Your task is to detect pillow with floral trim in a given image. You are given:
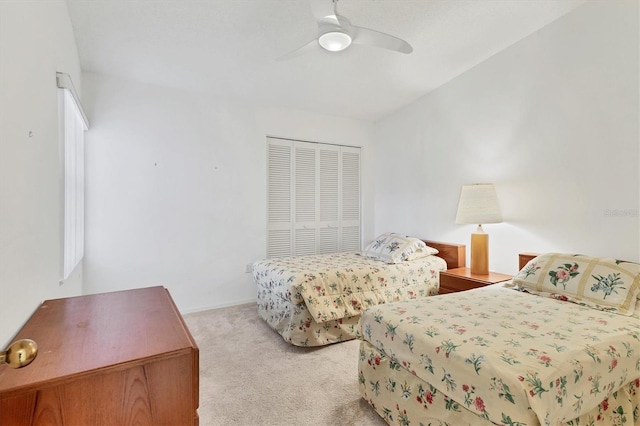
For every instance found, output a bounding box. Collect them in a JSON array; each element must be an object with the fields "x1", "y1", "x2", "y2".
[
  {"x1": 360, "y1": 233, "x2": 438, "y2": 263},
  {"x1": 513, "y1": 253, "x2": 640, "y2": 316}
]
